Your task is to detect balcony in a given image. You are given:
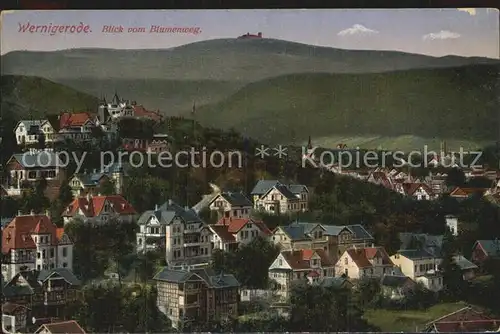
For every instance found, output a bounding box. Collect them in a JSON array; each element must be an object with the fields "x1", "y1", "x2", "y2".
[{"x1": 183, "y1": 241, "x2": 201, "y2": 247}]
